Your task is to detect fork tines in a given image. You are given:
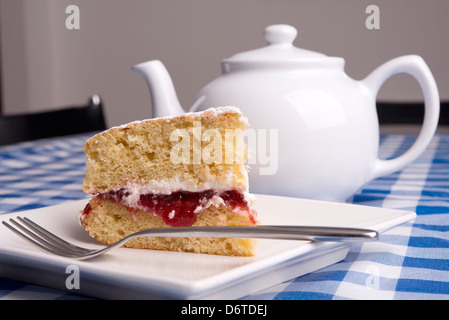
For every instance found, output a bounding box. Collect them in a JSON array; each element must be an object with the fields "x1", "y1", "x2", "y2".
[{"x1": 2, "y1": 217, "x2": 89, "y2": 256}]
